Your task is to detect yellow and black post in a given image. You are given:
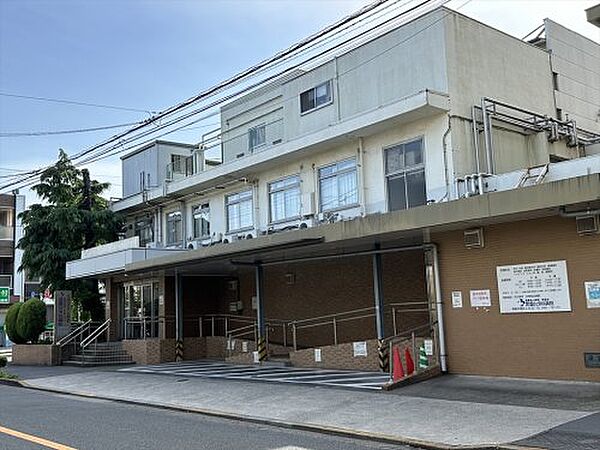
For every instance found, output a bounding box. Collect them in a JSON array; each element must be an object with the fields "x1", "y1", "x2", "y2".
[
  {"x1": 255, "y1": 264, "x2": 267, "y2": 363},
  {"x1": 175, "y1": 271, "x2": 184, "y2": 362},
  {"x1": 372, "y1": 245, "x2": 388, "y2": 372}
]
